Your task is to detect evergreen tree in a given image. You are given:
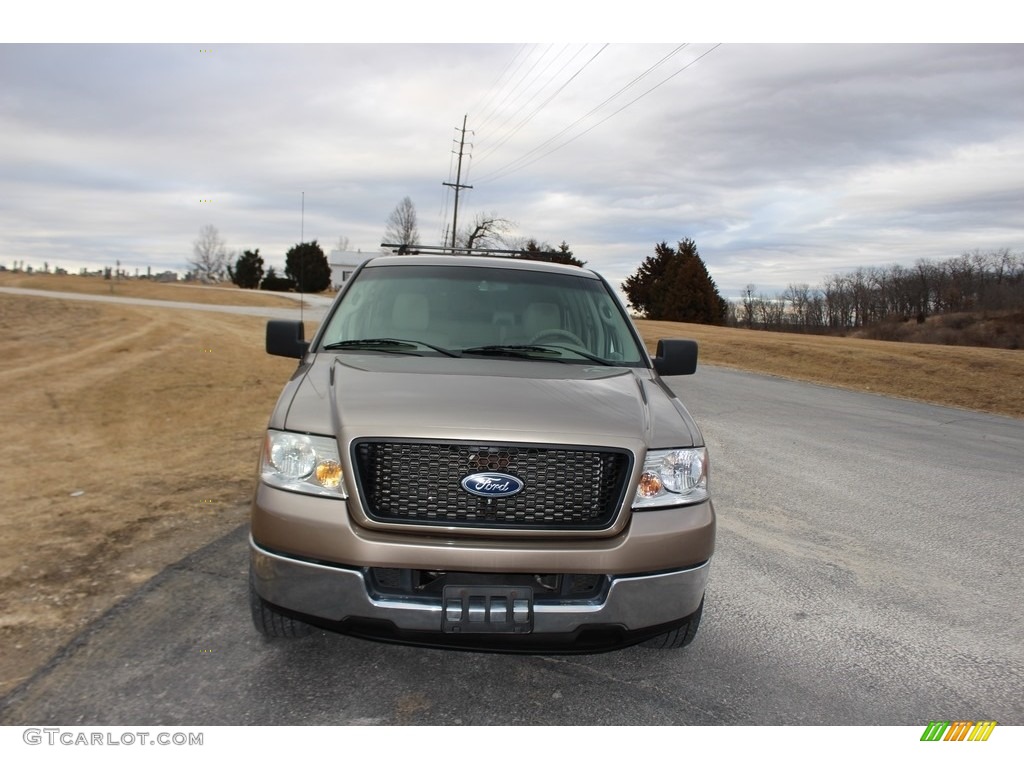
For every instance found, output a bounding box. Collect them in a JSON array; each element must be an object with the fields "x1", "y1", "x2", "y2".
[
  {"x1": 622, "y1": 239, "x2": 727, "y2": 324},
  {"x1": 228, "y1": 248, "x2": 264, "y2": 289},
  {"x1": 285, "y1": 240, "x2": 331, "y2": 293},
  {"x1": 520, "y1": 239, "x2": 586, "y2": 267},
  {"x1": 259, "y1": 266, "x2": 296, "y2": 292}
]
